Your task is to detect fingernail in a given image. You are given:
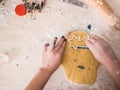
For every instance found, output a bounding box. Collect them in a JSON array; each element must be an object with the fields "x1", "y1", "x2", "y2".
[
  {"x1": 62, "y1": 36, "x2": 64, "y2": 38},
  {"x1": 64, "y1": 38, "x2": 67, "y2": 41},
  {"x1": 46, "y1": 43, "x2": 49, "y2": 46},
  {"x1": 55, "y1": 37, "x2": 57, "y2": 39}
]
